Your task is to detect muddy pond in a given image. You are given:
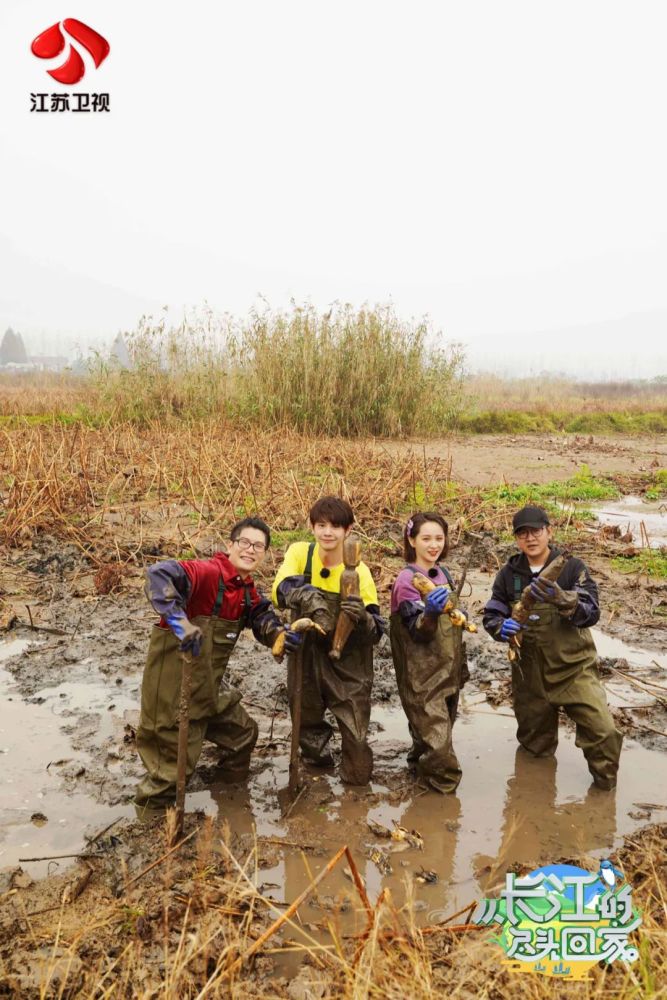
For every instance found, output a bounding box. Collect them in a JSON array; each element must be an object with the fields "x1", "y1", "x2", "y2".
[
  {"x1": 2, "y1": 627, "x2": 667, "y2": 943},
  {"x1": 588, "y1": 495, "x2": 667, "y2": 546},
  {"x1": 2, "y1": 488, "x2": 667, "y2": 958}
]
